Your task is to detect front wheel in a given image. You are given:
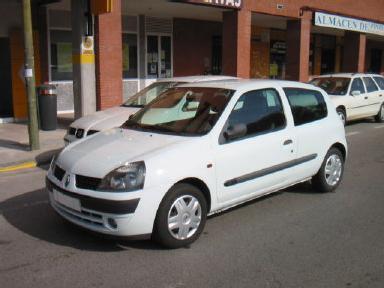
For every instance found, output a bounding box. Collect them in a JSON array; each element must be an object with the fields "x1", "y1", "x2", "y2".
[
  {"x1": 312, "y1": 148, "x2": 344, "y2": 193},
  {"x1": 375, "y1": 103, "x2": 384, "y2": 123},
  {"x1": 153, "y1": 183, "x2": 207, "y2": 248}
]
